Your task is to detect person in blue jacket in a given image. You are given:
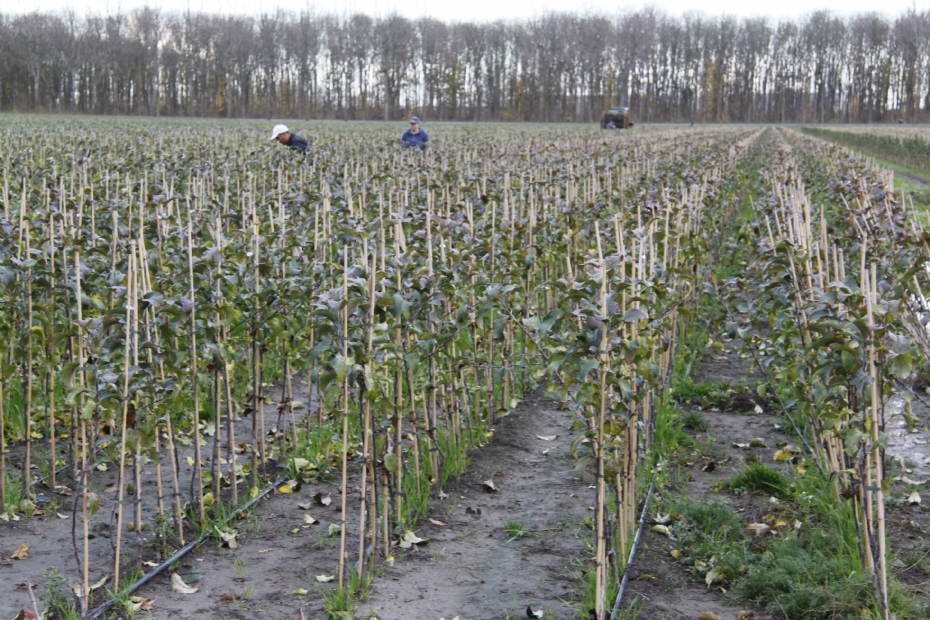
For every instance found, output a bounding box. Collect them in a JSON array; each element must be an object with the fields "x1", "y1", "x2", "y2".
[
  {"x1": 270, "y1": 124, "x2": 309, "y2": 153},
  {"x1": 401, "y1": 117, "x2": 430, "y2": 150}
]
